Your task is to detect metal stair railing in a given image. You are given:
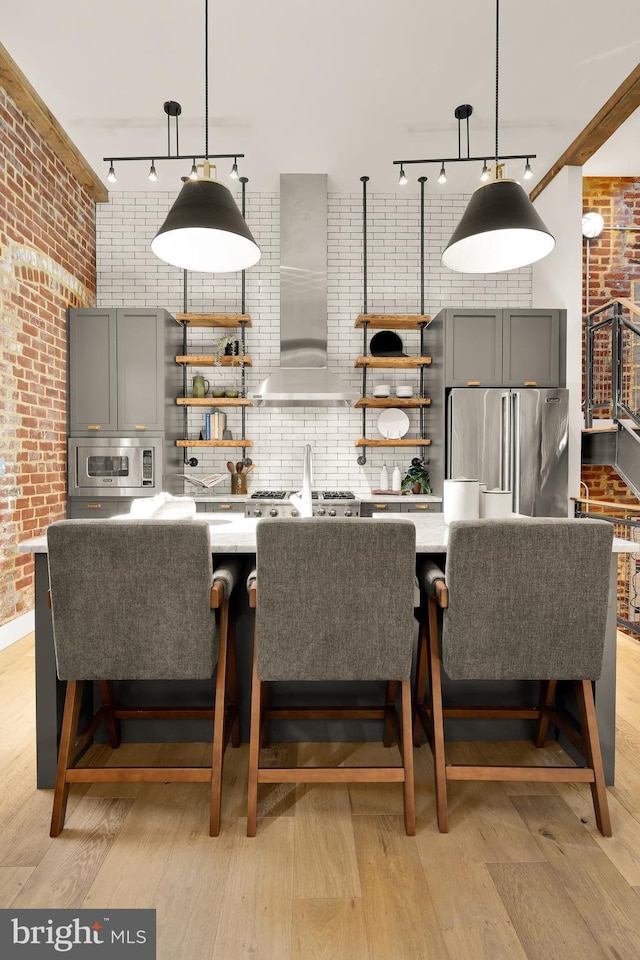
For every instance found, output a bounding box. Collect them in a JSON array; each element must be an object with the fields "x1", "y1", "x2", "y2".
[{"x1": 585, "y1": 297, "x2": 640, "y2": 430}]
